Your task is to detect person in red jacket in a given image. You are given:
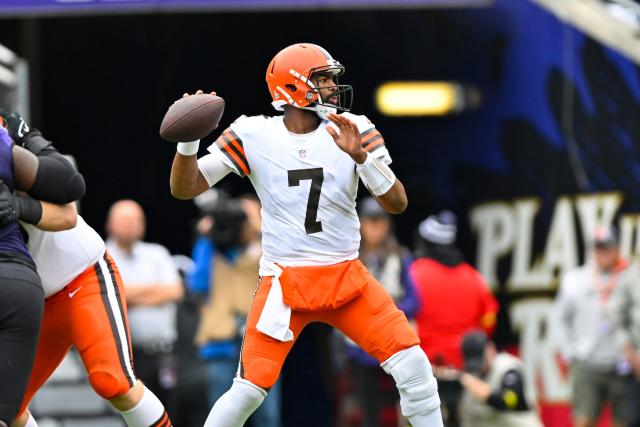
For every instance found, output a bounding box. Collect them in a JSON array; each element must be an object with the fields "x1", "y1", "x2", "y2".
[{"x1": 410, "y1": 211, "x2": 499, "y2": 427}]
